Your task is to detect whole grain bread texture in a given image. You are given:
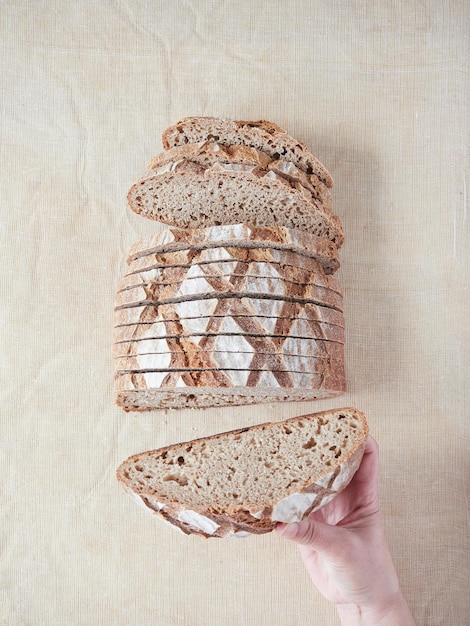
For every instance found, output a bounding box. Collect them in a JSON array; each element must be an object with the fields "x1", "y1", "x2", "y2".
[{"x1": 116, "y1": 408, "x2": 368, "y2": 537}]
